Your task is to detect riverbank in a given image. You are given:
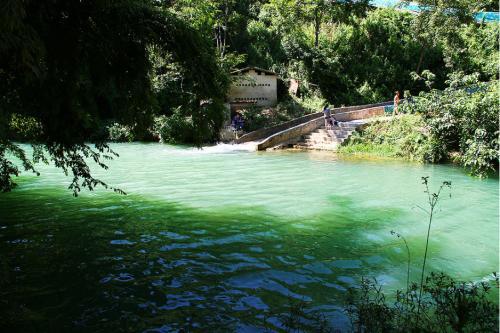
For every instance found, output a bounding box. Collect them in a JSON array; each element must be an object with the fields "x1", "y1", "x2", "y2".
[{"x1": 338, "y1": 114, "x2": 435, "y2": 159}]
